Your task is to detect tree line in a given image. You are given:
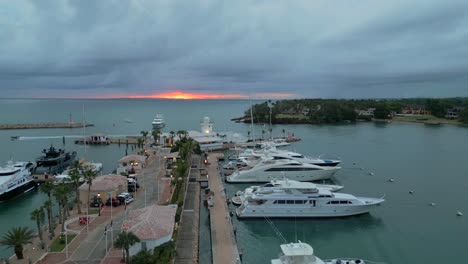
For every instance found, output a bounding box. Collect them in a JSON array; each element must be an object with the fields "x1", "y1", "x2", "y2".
[{"x1": 244, "y1": 98, "x2": 468, "y2": 124}]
